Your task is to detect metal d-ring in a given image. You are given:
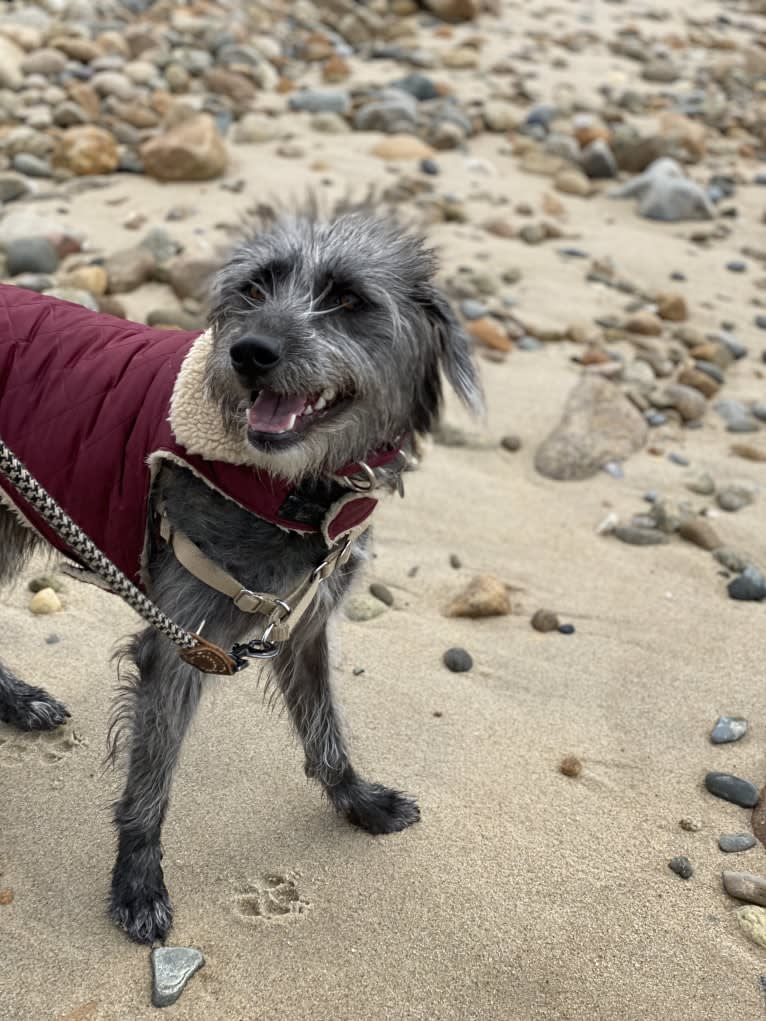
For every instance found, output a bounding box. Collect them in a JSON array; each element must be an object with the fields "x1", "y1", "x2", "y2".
[{"x1": 342, "y1": 462, "x2": 376, "y2": 493}]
